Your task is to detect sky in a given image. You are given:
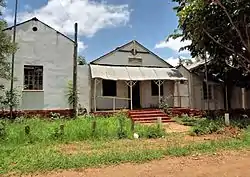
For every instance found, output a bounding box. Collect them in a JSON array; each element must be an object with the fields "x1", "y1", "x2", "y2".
[{"x1": 3, "y1": 0, "x2": 191, "y2": 66}]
